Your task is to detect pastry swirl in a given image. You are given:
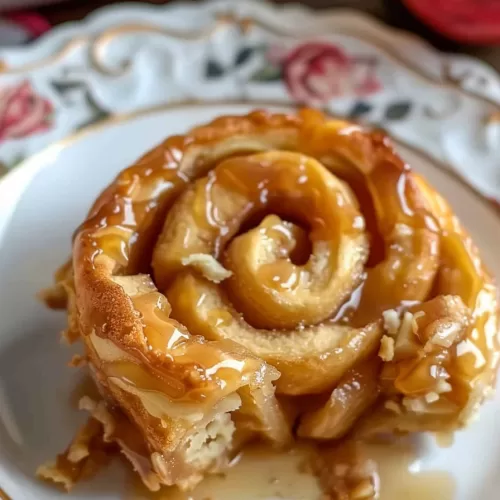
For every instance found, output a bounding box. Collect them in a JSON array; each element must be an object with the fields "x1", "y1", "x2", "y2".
[{"x1": 42, "y1": 109, "x2": 499, "y2": 492}]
